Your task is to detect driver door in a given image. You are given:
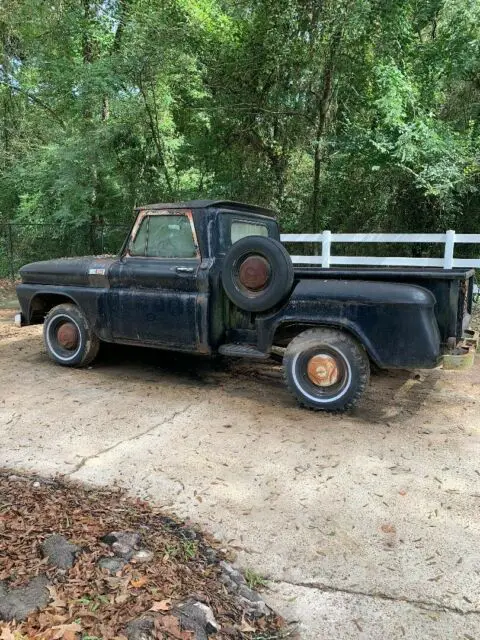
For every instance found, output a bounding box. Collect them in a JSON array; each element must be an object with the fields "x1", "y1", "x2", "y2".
[{"x1": 107, "y1": 210, "x2": 203, "y2": 350}]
